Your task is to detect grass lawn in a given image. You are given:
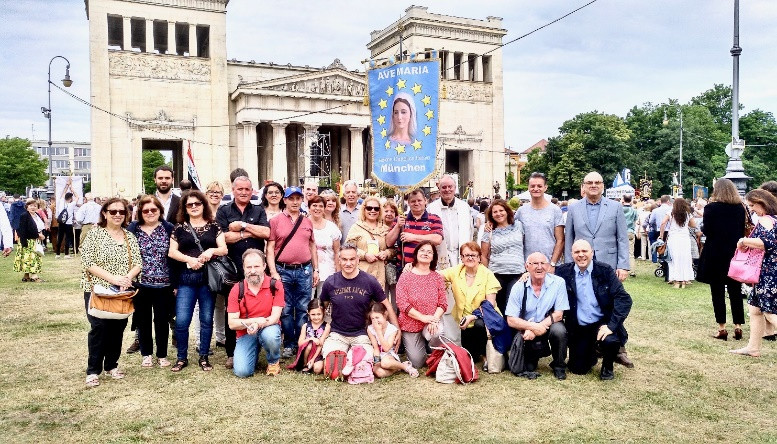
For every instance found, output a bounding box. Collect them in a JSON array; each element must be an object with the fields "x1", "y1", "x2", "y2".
[{"x1": 1, "y1": 255, "x2": 776, "y2": 443}]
